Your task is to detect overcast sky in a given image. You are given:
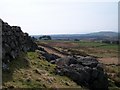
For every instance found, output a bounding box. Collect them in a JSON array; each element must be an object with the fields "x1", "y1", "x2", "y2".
[{"x1": 0, "y1": 0, "x2": 118, "y2": 35}]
